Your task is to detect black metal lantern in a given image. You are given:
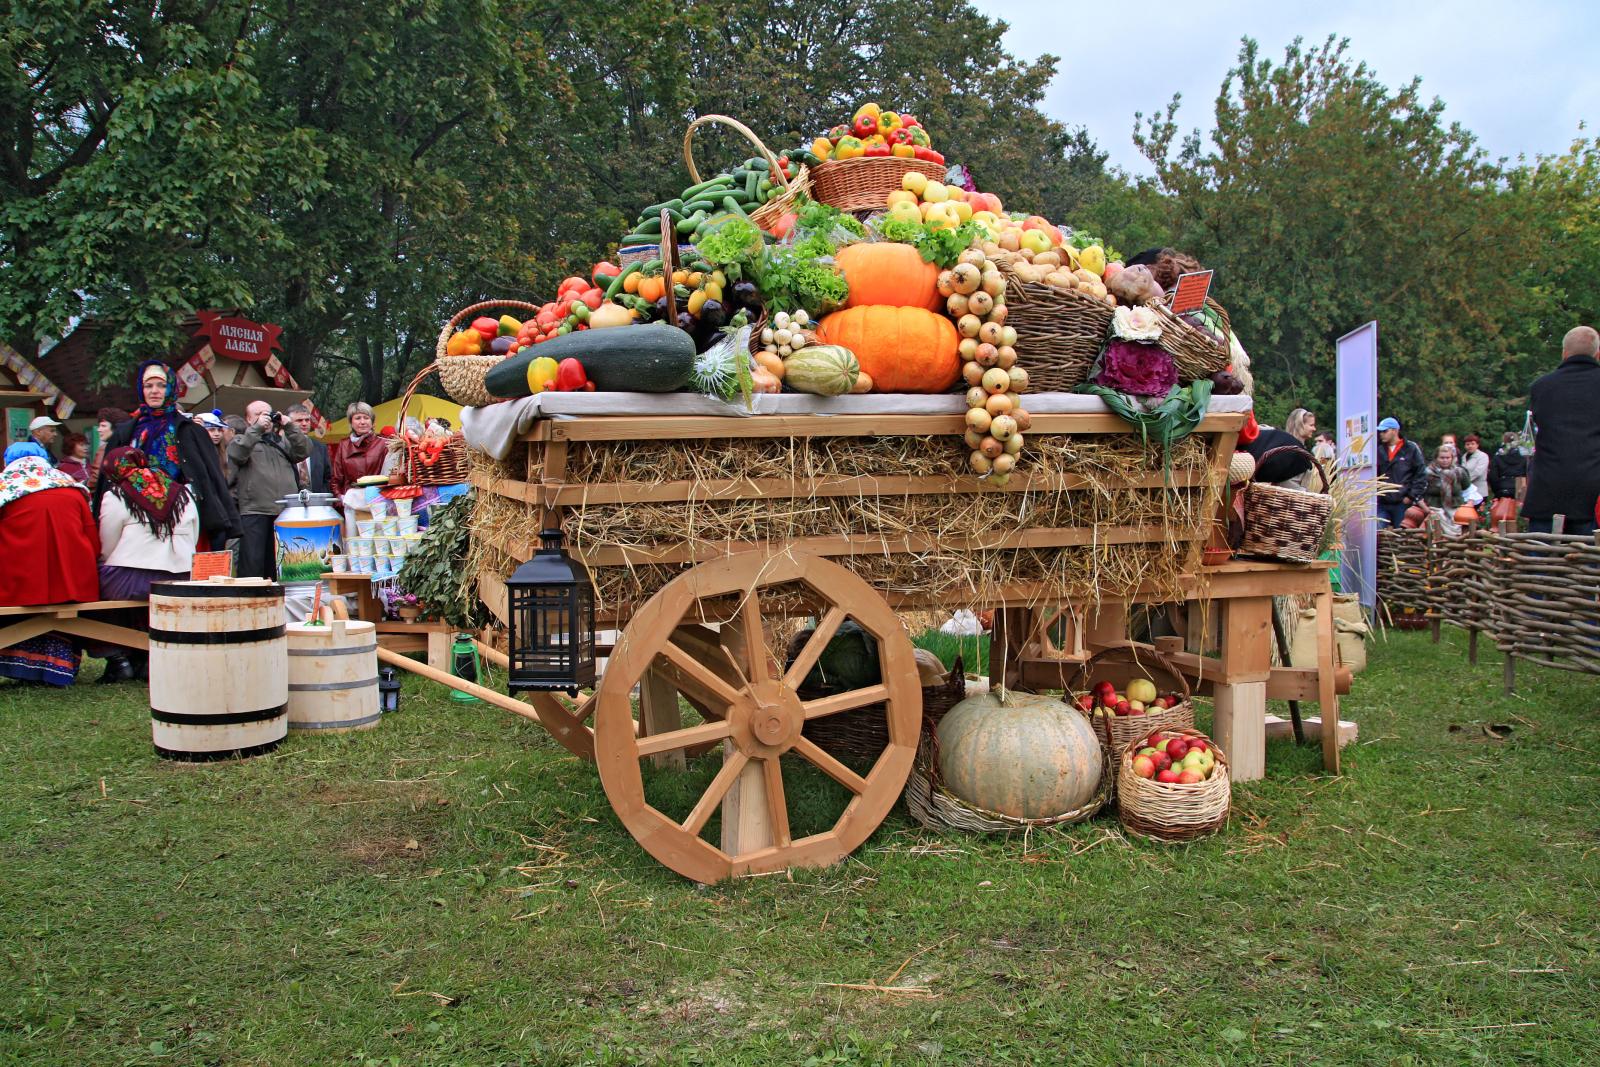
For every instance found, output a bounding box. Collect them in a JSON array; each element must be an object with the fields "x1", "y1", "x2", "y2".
[
  {"x1": 507, "y1": 528, "x2": 596, "y2": 696},
  {"x1": 377, "y1": 667, "x2": 402, "y2": 714}
]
